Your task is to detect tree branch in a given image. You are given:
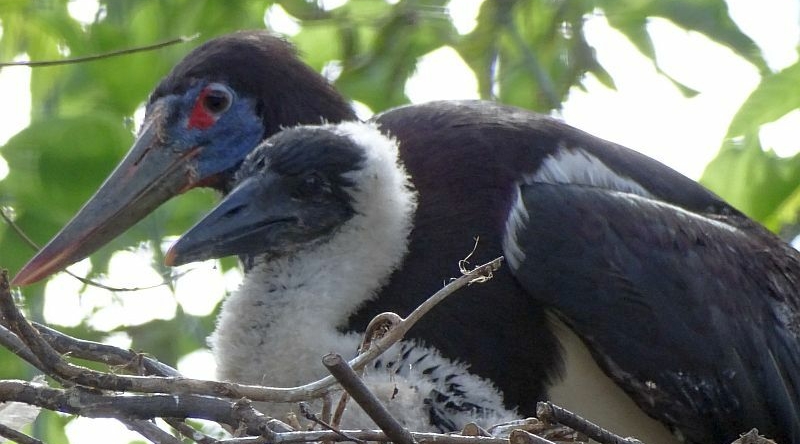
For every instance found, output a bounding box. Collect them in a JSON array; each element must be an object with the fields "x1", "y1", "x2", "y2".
[
  {"x1": 226, "y1": 429, "x2": 513, "y2": 444},
  {"x1": 0, "y1": 422, "x2": 42, "y2": 444},
  {"x1": 537, "y1": 402, "x2": 641, "y2": 444},
  {"x1": 33, "y1": 322, "x2": 181, "y2": 377},
  {"x1": 0, "y1": 206, "x2": 180, "y2": 293},
  {"x1": 0, "y1": 35, "x2": 199, "y2": 68},
  {"x1": 123, "y1": 420, "x2": 183, "y2": 444},
  {"x1": 0, "y1": 259, "x2": 577, "y2": 444},
  {"x1": 322, "y1": 353, "x2": 415, "y2": 444},
  {"x1": 0, "y1": 259, "x2": 503, "y2": 404},
  {"x1": 0, "y1": 380, "x2": 236, "y2": 427},
  {"x1": 0, "y1": 324, "x2": 44, "y2": 371}
]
